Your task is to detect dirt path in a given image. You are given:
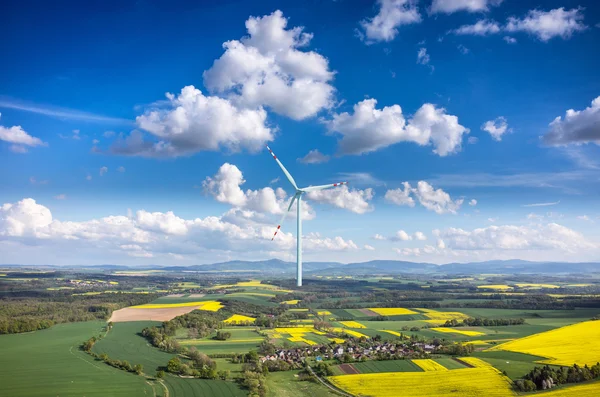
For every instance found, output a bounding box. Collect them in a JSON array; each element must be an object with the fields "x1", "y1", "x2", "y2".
[{"x1": 307, "y1": 365, "x2": 356, "y2": 397}]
